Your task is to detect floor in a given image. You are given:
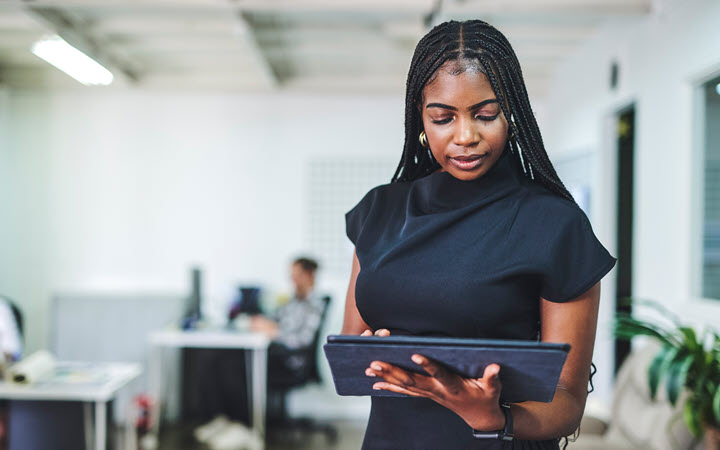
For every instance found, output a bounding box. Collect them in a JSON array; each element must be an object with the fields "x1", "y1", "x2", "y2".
[{"x1": 157, "y1": 419, "x2": 367, "y2": 450}]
